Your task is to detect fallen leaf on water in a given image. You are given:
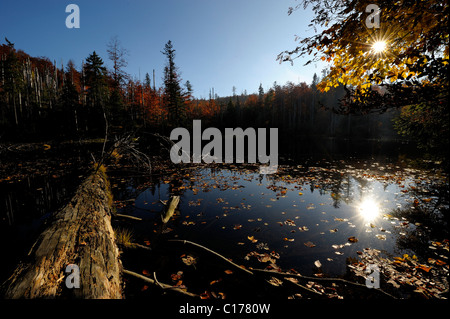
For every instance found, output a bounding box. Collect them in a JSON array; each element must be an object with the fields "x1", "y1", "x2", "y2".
[
  {"x1": 416, "y1": 264, "x2": 432, "y2": 272},
  {"x1": 285, "y1": 277, "x2": 299, "y2": 284},
  {"x1": 314, "y1": 260, "x2": 322, "y2": 268},
  {"x1": 375, "y1": 234, "x2": 386, "y2": 240},
  {"x1": 210, "y1": 278, "x2": 222, "y2": 285},
  {"x1": 224, "y1": 270, "x2": 233, "y2": 275},
  {"x1": 435, "y1": 259, "x2": 447, "y2": 266},
  {"x1": 267, "y1": 277, "x2": 283, "y2": 286},
  {"x1": 200, "y1": 291, "x2": 211, "y2": 299},
  {"x1": 171, "y1": 271, "x2": 183, "y2": 282},
  {"x1": 181, "y1": 254, "x2": 197, "y2": 266},
  {"x1": 284, "y1": 238, "x2": 295, "y2": 242},
  {"x1": 248, "y1": 235, "x2": 258, "y2": 243},
  {"x1": 348, "y1": 236, "x2": 358, "y2": 243},
  {"x1": 304, "y1": 241, "x2": 316, "y2": 248},
  {"x1": 284, "y1": 219, "x2": 296, "y2": 226}
]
